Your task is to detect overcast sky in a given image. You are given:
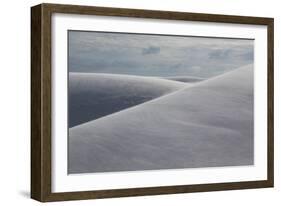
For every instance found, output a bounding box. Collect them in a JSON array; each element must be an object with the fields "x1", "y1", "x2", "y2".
[{"x1": 68, "y1": 31, "x2": 253, "y2": 78}]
